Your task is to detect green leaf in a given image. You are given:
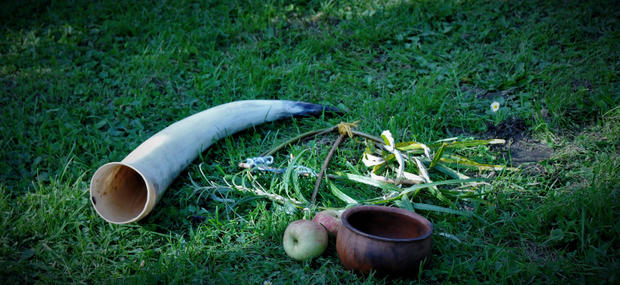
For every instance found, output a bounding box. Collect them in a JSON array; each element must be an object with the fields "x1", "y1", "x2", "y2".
[
  {"x1": 282, "y1": 150, "x2": 309, "y2": 203},
  {"x1": 431, "y1": 162, "x2": 471, "y2": 180},
  {"x1": 441, "y1": 154, "x2": 519, "y2": 171},
  {"x1": 395, "y1": 141, "x2": 427, "y2": 152},
  {"x1": 380, "y1": 130, "x2": 395, "y2": 147},
  {"x1": 395, "y1": 195, "x2": 415, "y2": 211},
  {"x1": 327, "y1": 180, "x2": 358, "y2": 205},
  {"x1": 382, "y1": 153, "x2": 396, "y2": 163},
  {"x1": 428, "y1": 139, "x2": 505, "y2": 149},
  {"x1": 281, "y1": 200, "x2": 299, "y2": 215},
  {"x1": 291, "y1": 168, "x2": 306, "y2": 203},
  {"x1": 371, "y1": 163, "x2": 385, "y2": 174},
  {"x1": 412, "y1": 203, "x2": 472, "y2": 217},
  {"x1": 342, "y1": 173, "x2": 403, "y2": 193},
  {"x1": 428, "y1": 185, "x2": 455, "y2": 207},
  {"x1": 429, "y1": 143, "x2": 447, "y2": 168},
  {"x1": 401, "y1": 178, "x2": 483, "y2": 194}
]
